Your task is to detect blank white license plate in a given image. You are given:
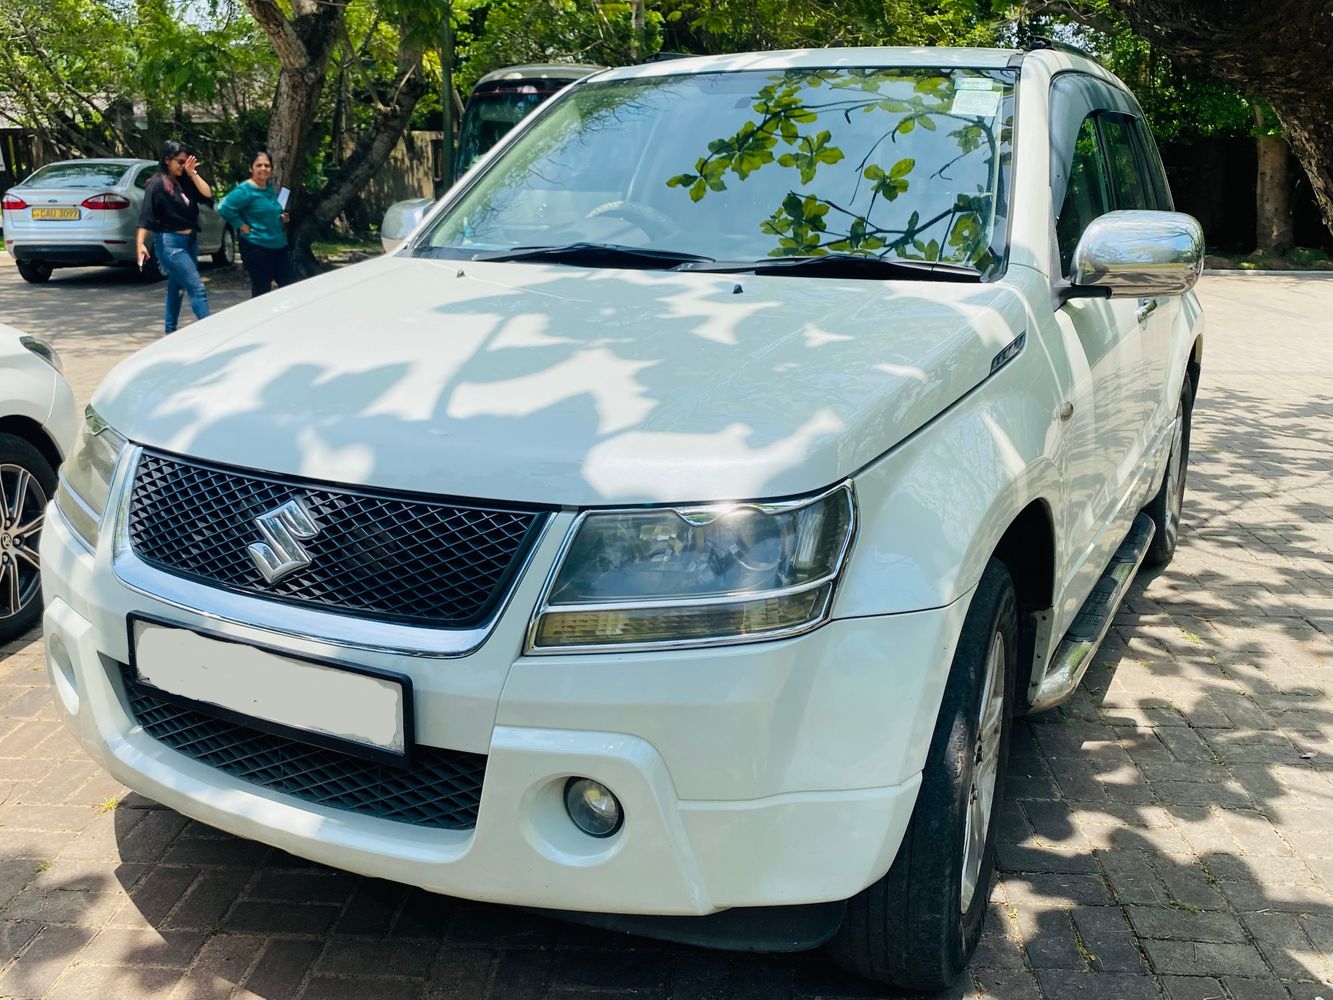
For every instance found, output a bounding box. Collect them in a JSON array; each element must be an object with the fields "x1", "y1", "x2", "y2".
[{"x1": 131, "y1": 620, "x2": 407, "y2": 757}]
